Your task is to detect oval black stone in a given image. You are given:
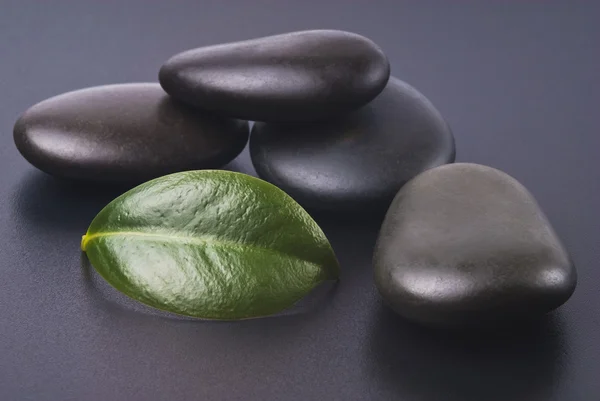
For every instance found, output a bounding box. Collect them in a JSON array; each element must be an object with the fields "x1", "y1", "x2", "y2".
[
  {"x1": 14, "y1": 83, "x2": 249, "y2": 183},
  {"x1": 374, "y1": 163, "x2": 577, "y2": 328},
  {"x1": 159, "y1": 30, "x2": 390, "y2": 122},
  {"x1": 250, "y1": 77, "x2": 455, "y2": 212}
]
